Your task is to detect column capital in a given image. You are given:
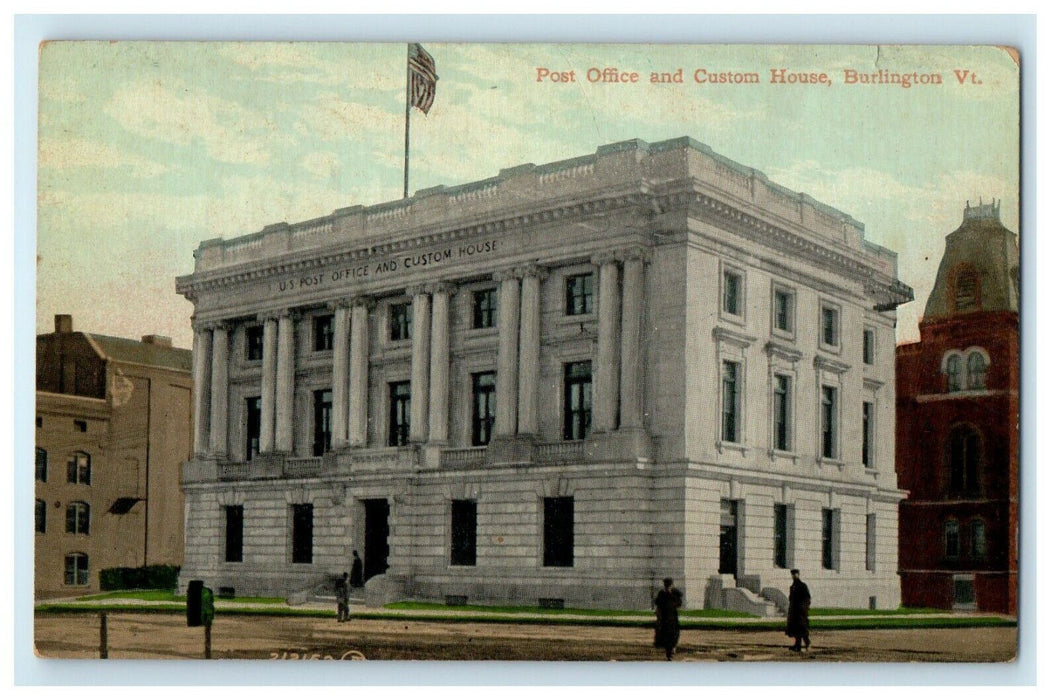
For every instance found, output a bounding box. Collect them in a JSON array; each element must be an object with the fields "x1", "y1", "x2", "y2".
[
  {"x1": 428, "y1": 281, "x2": 457, "y2": 297},
  {"x1": 406, "y1": 283, "x2": 432, "y2": 298},
  {"x1": 351, "y1": 295, "x2": 377, "y2": 311},
  {"x1": 617, "y1": 245, "x2": 653, "y2": 264},
  {"x1": 516, "y1": 263, "x2": 550, "y2": 282},
  {"x1": 203, "y1": 319, "x2": 233, "y2": 333},
  {"x1": 590, "y1": 251, "x2": 620, "y2": 266},
  {"x1": 492, "y1": 267, "x2": 521, "y2": 283},
  {"x1": 256, "y1": 310, "x2": 283, "y2": 323},
  {"x1": 277, "y1": 307, "x2": 302, "y2": 322},
  {"x1": 327, "y1": 298, "x2": 358, "y2": 312}
]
